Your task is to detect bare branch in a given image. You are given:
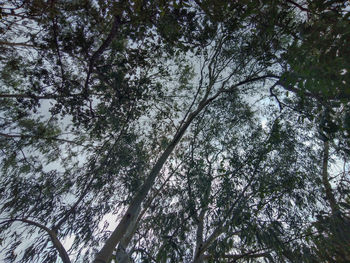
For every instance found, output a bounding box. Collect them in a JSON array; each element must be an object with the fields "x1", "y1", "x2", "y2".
[
  {"x1": 0, "y1": 132, "x2": 87, "y2": 146},
  {"x1": 286, "y1": 0, "x2": 310, "y2": 13},
  {"x1": 84, "y1": 15, "x2": 122, "y2": 95}
]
